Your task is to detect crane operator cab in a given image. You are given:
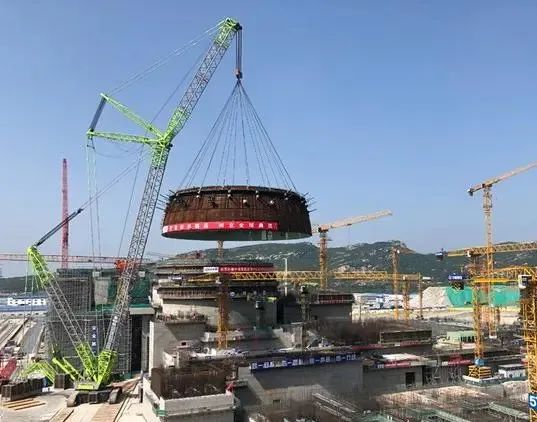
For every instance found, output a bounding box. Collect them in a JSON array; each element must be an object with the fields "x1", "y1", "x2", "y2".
[{"x1": 518, "y1": 274, "x2": 532, "y2": 290}]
